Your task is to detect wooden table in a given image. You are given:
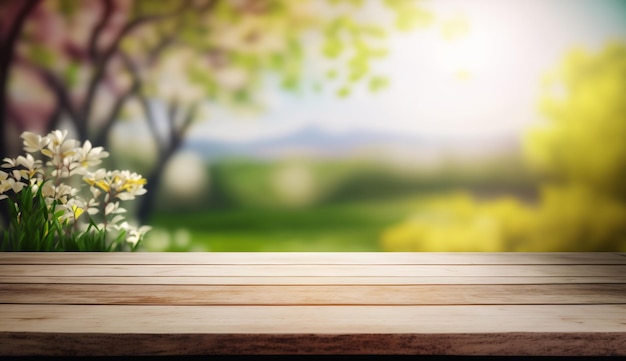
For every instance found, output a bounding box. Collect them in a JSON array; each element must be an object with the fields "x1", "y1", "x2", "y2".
[{"x1": 0, "y1": 252, "x2": 625, "y2": 356}]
